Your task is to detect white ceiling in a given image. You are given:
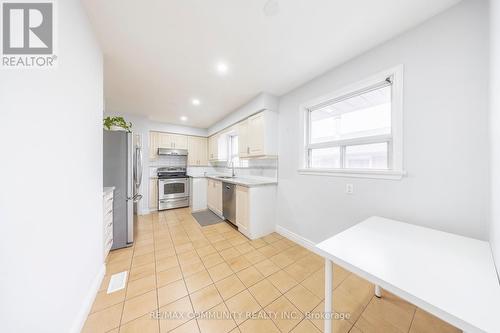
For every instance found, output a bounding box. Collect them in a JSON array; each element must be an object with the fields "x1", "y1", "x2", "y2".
[{"x1": 82, "y1": 0, "x2": 461, "y2": 128}]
